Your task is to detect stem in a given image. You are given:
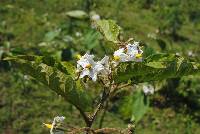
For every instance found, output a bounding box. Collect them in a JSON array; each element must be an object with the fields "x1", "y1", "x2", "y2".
[
  {"x1": 95, "y1": 128, "x2": 124, "y2": 133},
  {"x1": 68, "y1": 127, "x2": 95, "y2": 134},
  {"x1": 98, "y1": 101, "x2": 109, "y2": 129},
  {"x1": 88, "y1": 88, "x2": 109, "y2": 127},
  {"x1": 63, "y1": 94, "x2": 91, "y2": 129},
  {"x1": 75, "y1": 106, "x2": 91, "y2": 126},
  {"x1": 68, "y1": 127, "x2": 126, "y2": 134},
  {"x1": 117, "y1": 83, "x2": 131, "y2": 89},
  {"x1": 110, "y1": 83, "x2": 131, "y2": 98}
]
